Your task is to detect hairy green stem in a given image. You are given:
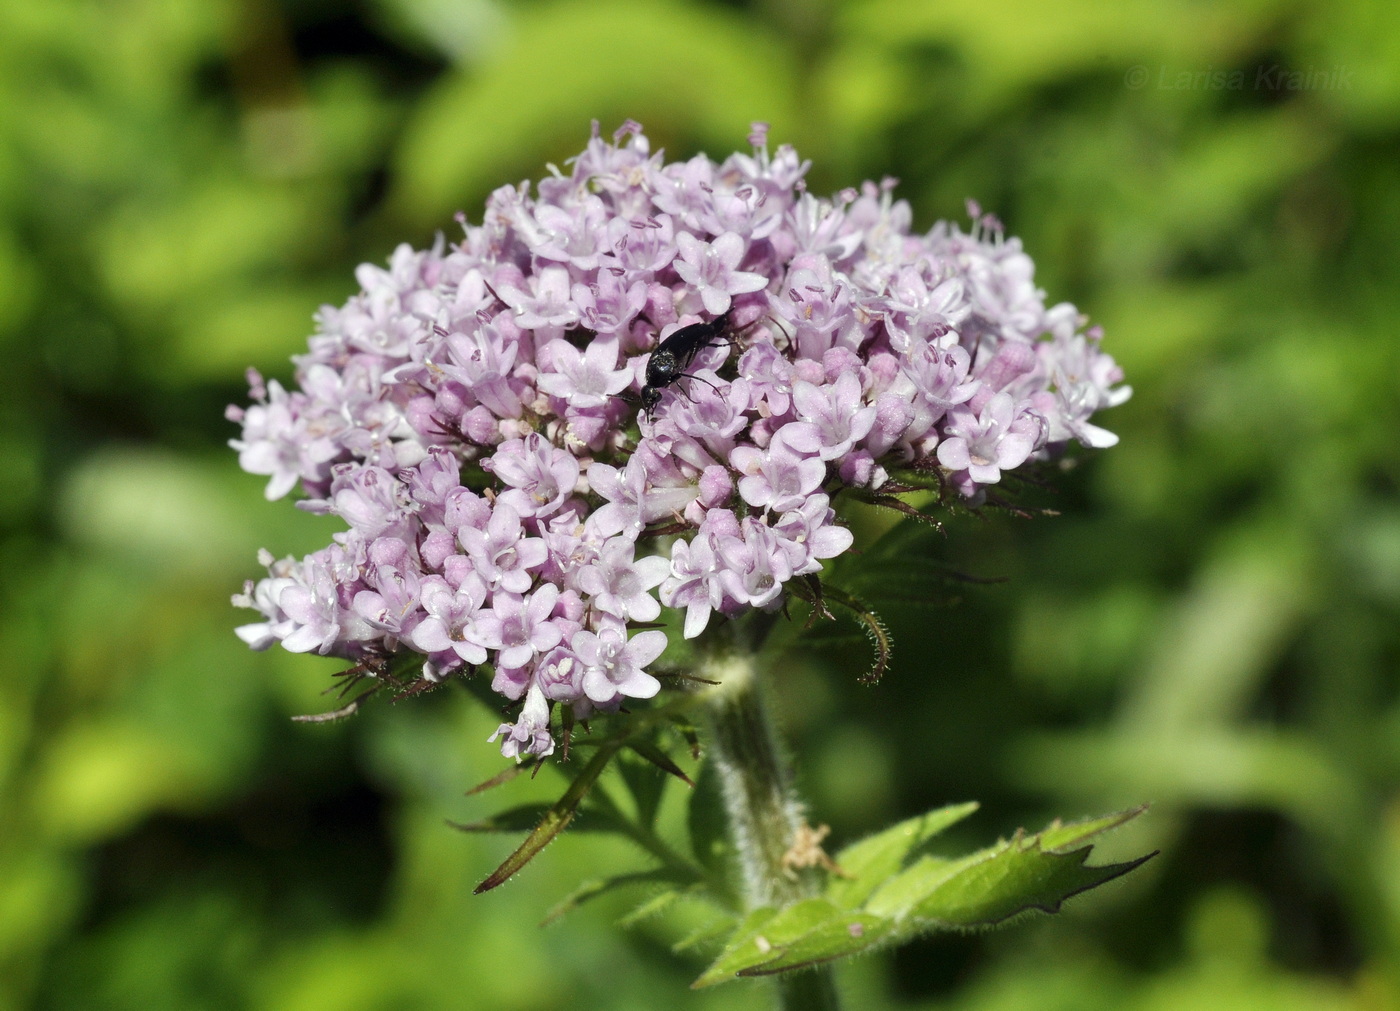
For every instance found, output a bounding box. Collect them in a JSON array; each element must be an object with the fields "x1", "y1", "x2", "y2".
[{"x1": 698, "y1": 650, "x2": 841, "y2": 1011}]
